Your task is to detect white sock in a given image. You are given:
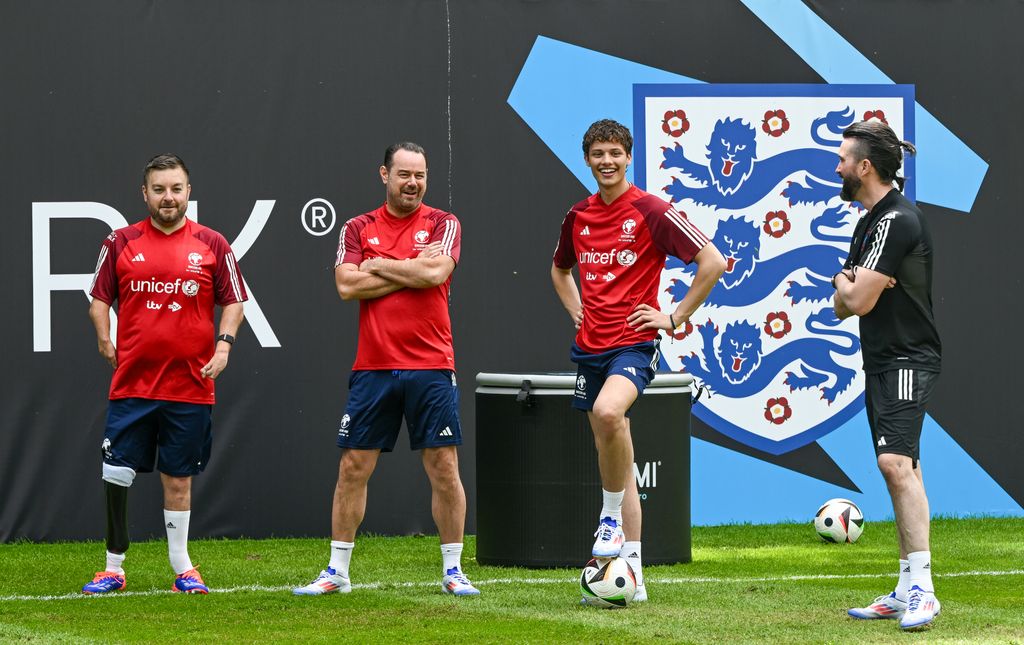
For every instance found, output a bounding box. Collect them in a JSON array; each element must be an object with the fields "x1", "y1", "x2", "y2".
[
  {"x1": 441, "y1": 543, "x2": 463, "y2": 574},
  {"x1": 164, "y1": 510, "x2": 193, "y2": 575},
  {"x1": 621, "y1": 541, "x2": 643, "y2": 586},
  {"x1": 329, "y1": 540, "x2": 354, "y2": 579},
  {"x1": 105, "y1": 550, "x2": 126, "y2": 575},
  {"x1": 907, "y1": 551, "x2": 933, "y2": 592},
  {"x1": 894, "y1": 558, "x2": 911, "y2": 601},
  {"x1": 600, "y1": 489, "x2": 625, "y2": 523}
]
